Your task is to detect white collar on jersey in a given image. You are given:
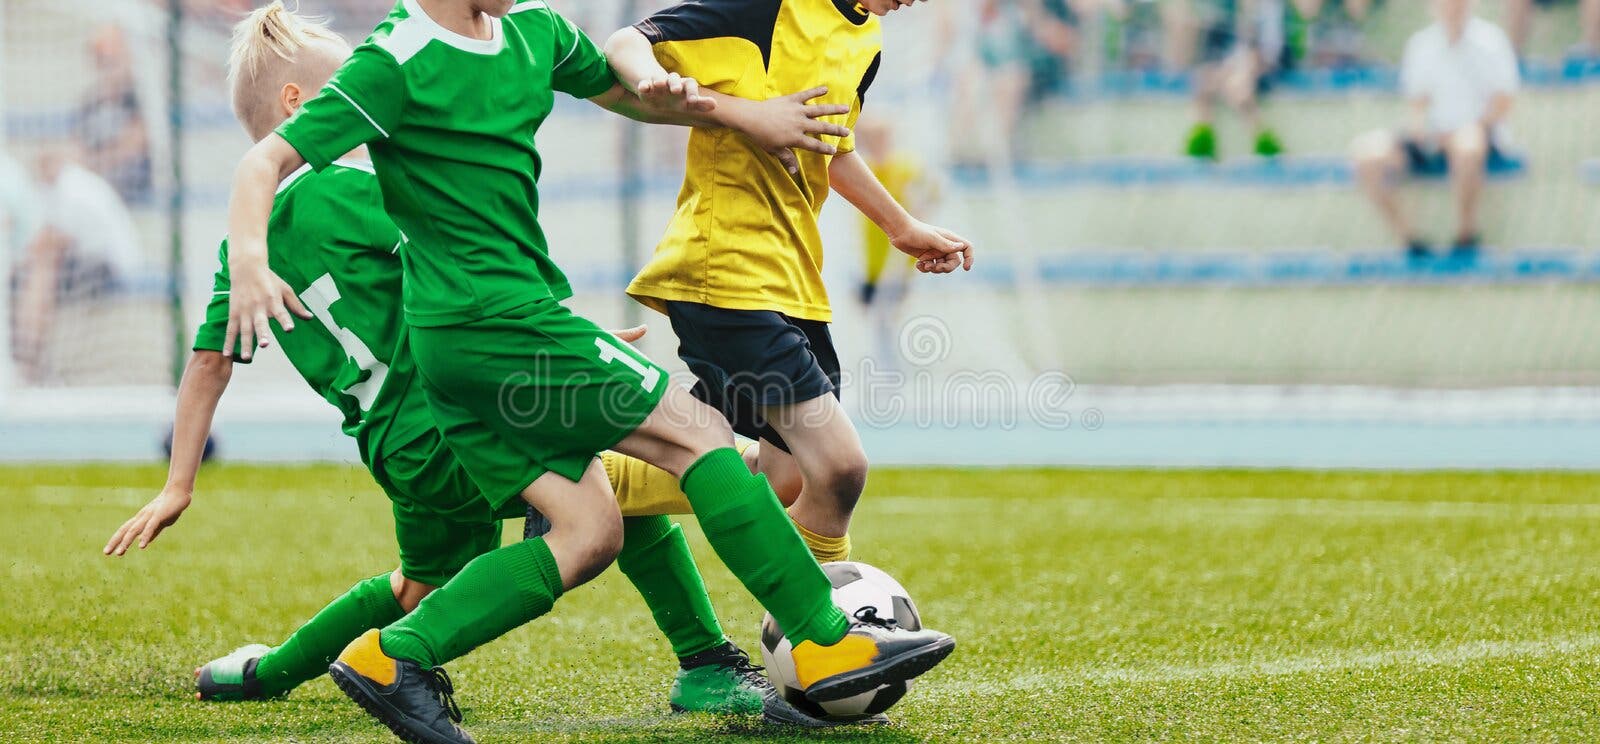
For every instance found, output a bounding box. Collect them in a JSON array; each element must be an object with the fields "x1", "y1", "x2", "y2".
[{"x1": 400, "y1": 0, "x2": 505, "y2": 56}]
